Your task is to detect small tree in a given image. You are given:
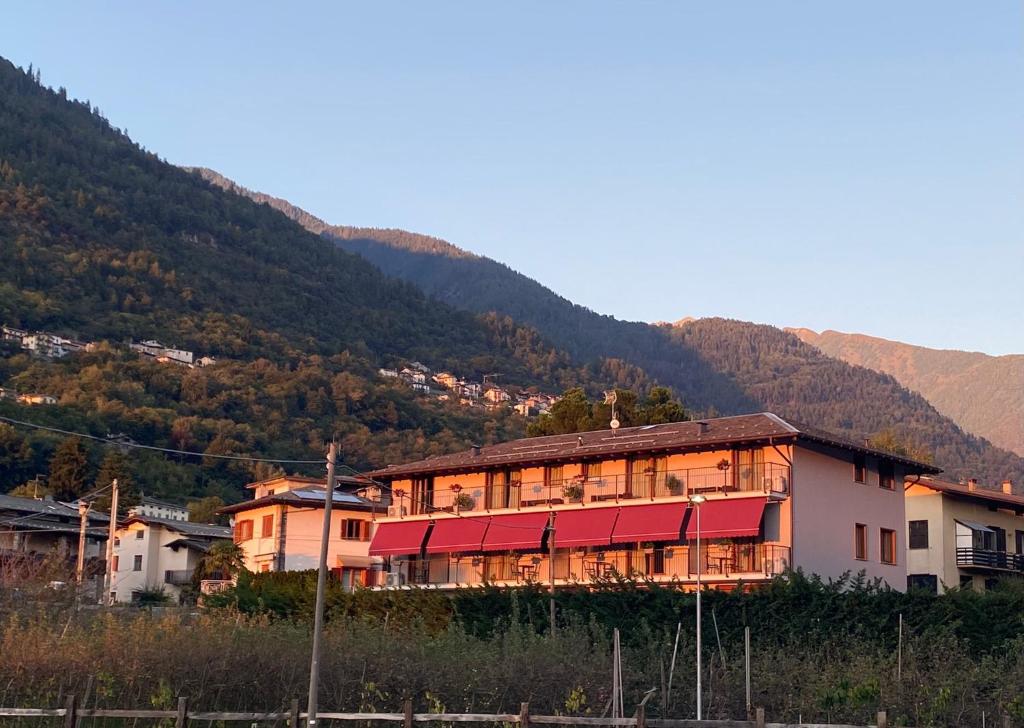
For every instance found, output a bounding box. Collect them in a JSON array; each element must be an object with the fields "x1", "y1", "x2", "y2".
[{"x1": 195, "y1": 541, "x2": 246, "y2": 582}]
